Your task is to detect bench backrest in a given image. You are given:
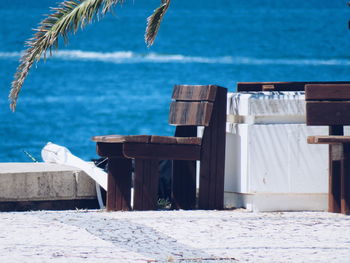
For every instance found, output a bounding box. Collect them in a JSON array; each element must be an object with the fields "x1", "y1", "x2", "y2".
[
  {"x1": 306, "y1": 84, "x2": 350, "y2": 126},
  {"x1": 169, "y1": 84, "x2": 227, "y2": 210},
  {"x1": 168, "y1": 84, "x2": 227, "y2": 142},
  {"x1": 237, "y1": 81, "x2": 350, "y2": 92},
  {"x1": 169, "y1": 85, "x2": 217, "y2": 126}
]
